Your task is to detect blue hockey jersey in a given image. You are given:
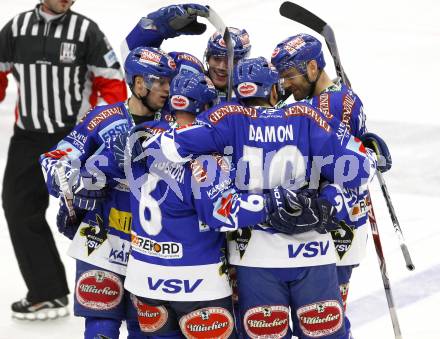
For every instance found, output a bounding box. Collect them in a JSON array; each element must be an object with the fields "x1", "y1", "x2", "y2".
[
  {"x1": 308, "y1": 81, "x2": 370, "y2": 265},
  {"x1": 147, "y1": 101, "x2": 377, "y2": 268},
  {"x1": 39, "y1": 102, "x2": 156, "y2": 275},
  {"x1": 94, "y1": 120, "x2": 269, "y2": 301}
]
